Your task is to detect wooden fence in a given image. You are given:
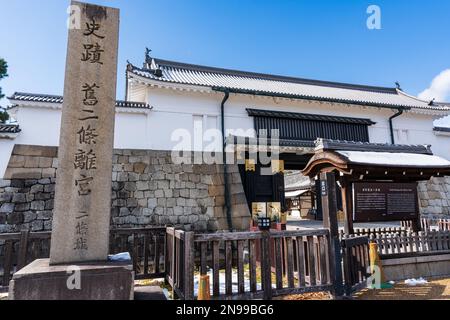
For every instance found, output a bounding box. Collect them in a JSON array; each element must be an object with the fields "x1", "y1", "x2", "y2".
[
  {"x1": 339, "y1": 227, "x2": 408, "y2": 239},
  {"x1": 4, "y1": 226, "x2": 448, "y2": 297},
  {"x1": 165, "y1": 227, "x2": 194, "y2": 300},
  {"x1": 341, "y1": 235, "x2": 370, "y2": 295},
  {"x1": 166, "y1": 228, "x2": 334, "y2": 300},
  {"x1": 370, "y1": 230, "x2": 450, "y2": 258},
  {"x1": 0, "y1": 231, "x2": 51, "y2": 287},
  {"x1": 401, "y1": 218, "x2": 450, "y2": 231},
  {"x1": 437, "y1": 219, "x2": 450, "y2": 231},
  {"x1": 109, "y1": 227, "x2": 166, "y2": 280},
  {"x1": 0, "y1": 227, "x2": 166, "y2": 287},
  {"x1": 338, "y1": 218, "x2": 450, "y2": 241}
]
